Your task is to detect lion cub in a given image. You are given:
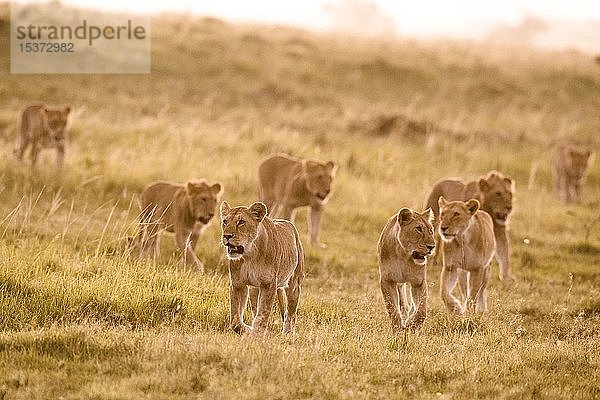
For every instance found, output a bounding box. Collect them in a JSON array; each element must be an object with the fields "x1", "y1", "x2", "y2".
[
  {"x1": 552, "y1": 143, "x2": 594, "y2": 203},
  {"x1": 258, "y1": 153, "x2": 337, "y2": 248},
  {"x1": 14, "y1": 104, "x2": 72, "y2": 168},
  {"x1": 133, "y1": 180, "x2": 223, "y2": 269},
  {"x1": 425, "y1": 170, "x2": 514, "y2": 281},
  {"x1": 220, "y1": 201, "x2": 304, "y2": 336},
  {"x1": 377, "y1": 208, "x2": 436, "y2": 332},
  {"x1": 438, "y1": 197, "x2": 496, "y2": 315}
]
